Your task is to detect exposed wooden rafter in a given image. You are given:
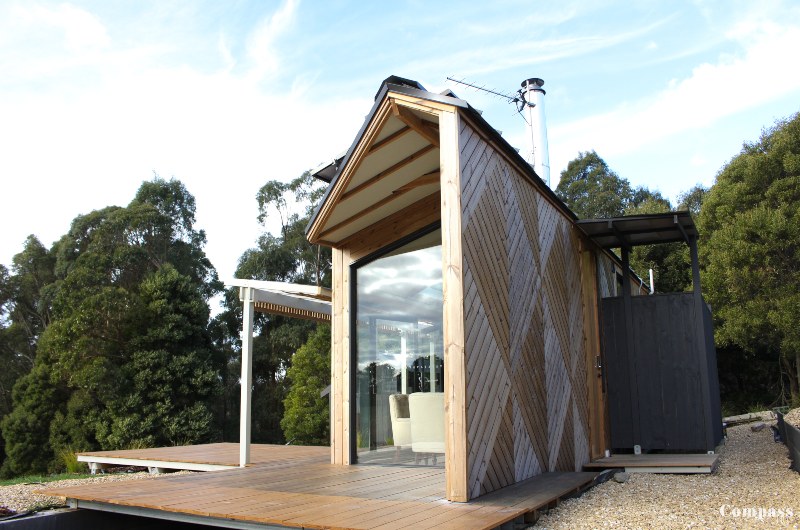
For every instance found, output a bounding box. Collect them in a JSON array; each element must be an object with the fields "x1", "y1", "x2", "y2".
[
  {"x1": 319, "y1": 185, "x2": 420, "y2": 240},
  {"x1": 341, "y1": 144, "x2": 436, "y2": 201},
  {"x1": 393, "y1": 170, "x2": 440, "y2": 193},
  {"x1": 391, "y1": 101, "x2": 440, "y2": 147},
  {"x1": 368, "y1": 126, "x2": 412, "y2": 154},
  {"x1": 307, "y1": 99, "x2": 393, "y2": 244}
]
